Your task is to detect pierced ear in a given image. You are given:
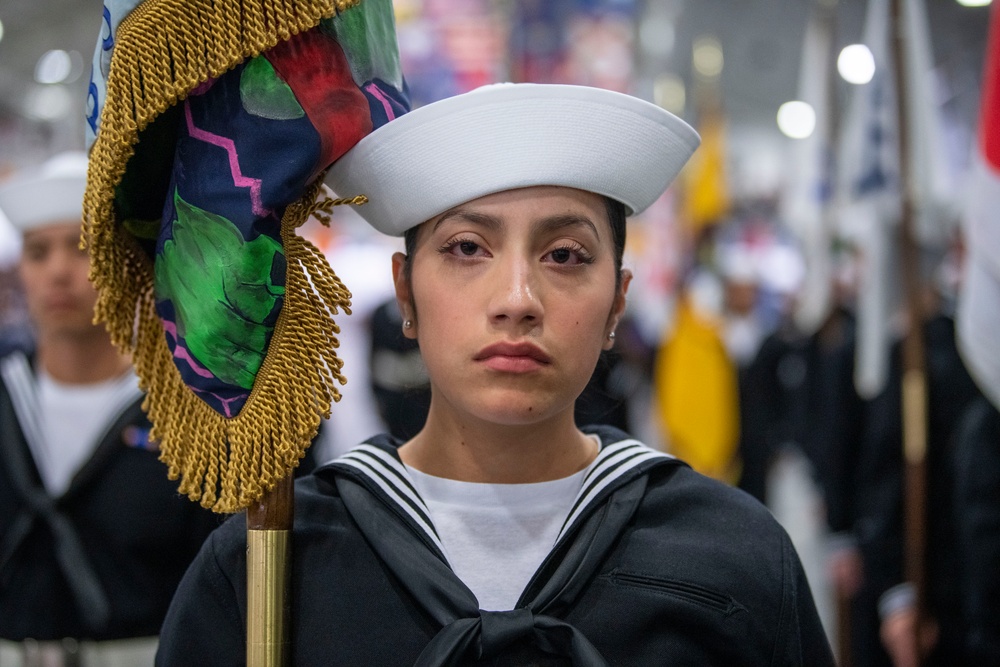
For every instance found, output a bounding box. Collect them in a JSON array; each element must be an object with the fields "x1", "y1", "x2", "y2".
[
  {"x1": 603, "y1": 270, "x2": 632, "y2": 349},
  {"x1": 392, "y1": 252, "x2": 417, "y2": 339}
]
